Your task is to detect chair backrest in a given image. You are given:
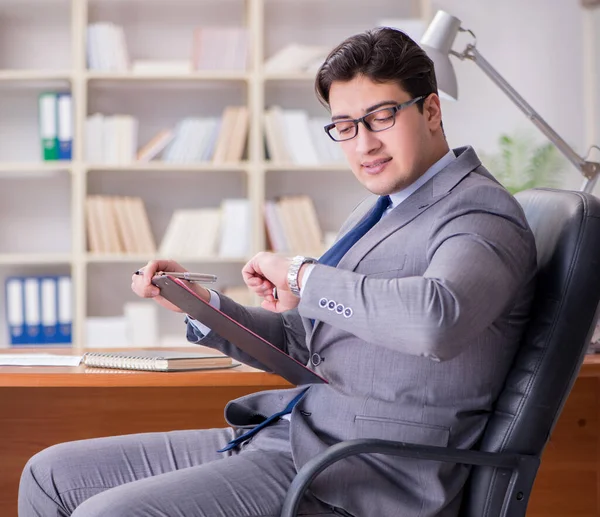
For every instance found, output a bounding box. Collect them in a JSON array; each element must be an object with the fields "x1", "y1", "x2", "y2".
[{"x1": 461, "y1": 188, "x2": 600, "y2": 517}]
